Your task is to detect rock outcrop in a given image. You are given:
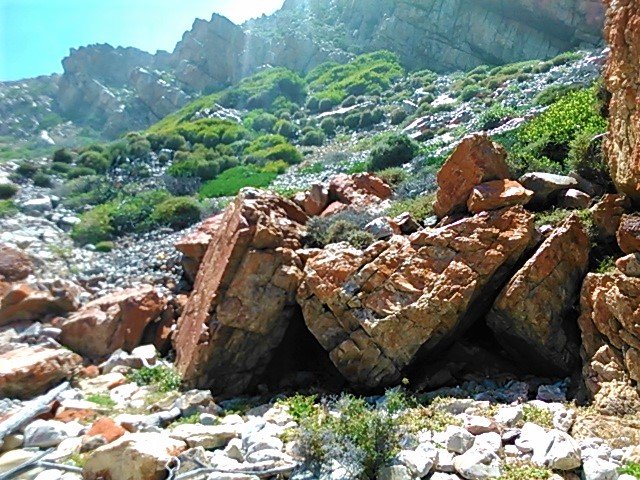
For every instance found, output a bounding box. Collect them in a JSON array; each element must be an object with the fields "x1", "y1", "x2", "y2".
[
  {"x1": 174, "y1": 189, "x2": 308, "y2": 395},
  {"x1": 434, "y1": 135, "x2": 511, "y2": 218},
  {"x1": 579, "y1": 273, "x2": 640, "y2": 402},
  {"x1": 175, "y1": 213, "x2": 225, "y2": 283},
  {"x1": 467, "y1": 179, "x2": 533, "y2": 214},
  {"x1": 0, "y1": 280, "x2": 81, "y2": 326},
  {"x1": 487, "y1": 214, "x2": 590, "y2": 375},
  {"x1": 0, "y1": 345, "x2": 81, "y2": 399},
  {"x1": 604, "y1": 0, "x2": 640, "y2": 201},
  {"x1": 618, "y1": 214, "x2": 640, "y2": 254},
  {"x1": 53, "y1": 286, "x2": 167, "y2": 359},
  {"x1": 297, "y1": 206, "x2": 535, "y2": 388},
  {"x1": 0, "y1": 244, "x2": 33, "y2": 282},
  {"x1": 590, "y1": 193, "x2": 631, "y2": 241}
]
